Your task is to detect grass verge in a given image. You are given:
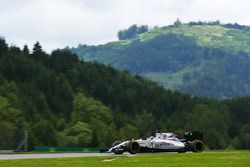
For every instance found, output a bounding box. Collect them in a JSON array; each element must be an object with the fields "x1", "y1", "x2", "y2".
[{"x1": 0, "y1": 151, "x2": 249, "y2": 167}]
